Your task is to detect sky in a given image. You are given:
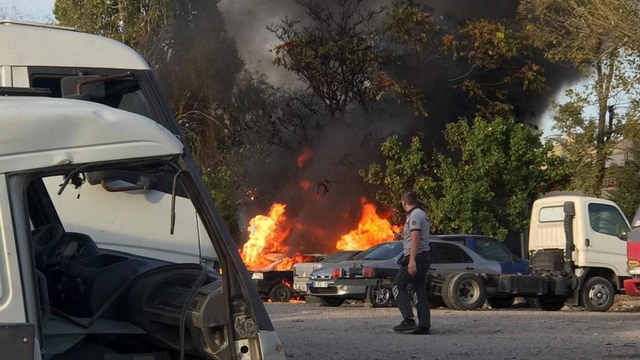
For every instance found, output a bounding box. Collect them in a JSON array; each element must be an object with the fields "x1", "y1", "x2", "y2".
[{"x1": 1, "y1": 0, "x2": 588, "y2": 138}]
